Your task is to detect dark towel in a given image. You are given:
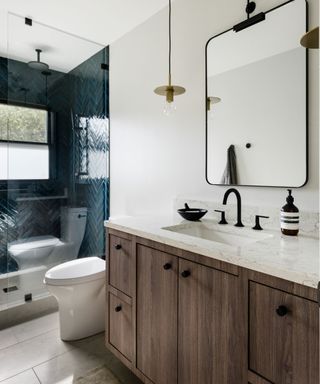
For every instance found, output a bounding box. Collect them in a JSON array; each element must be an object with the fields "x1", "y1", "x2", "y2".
[{"x1": 220, "y1": 144, "x2": 238, "y2": 185}]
